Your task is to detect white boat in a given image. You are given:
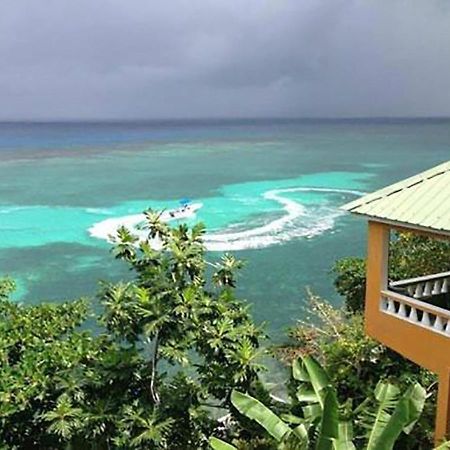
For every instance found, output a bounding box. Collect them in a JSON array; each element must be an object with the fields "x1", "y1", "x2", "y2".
[
  {"x1": 160, "y1": 202, "x2": 203, "y2": 221},
  {"x1": 89, "y1": 202, "x2": 203, "y2": 243}
]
